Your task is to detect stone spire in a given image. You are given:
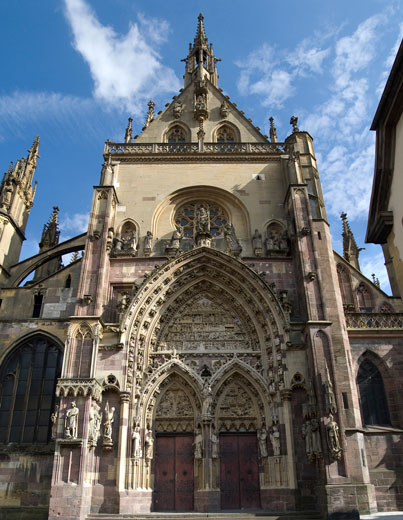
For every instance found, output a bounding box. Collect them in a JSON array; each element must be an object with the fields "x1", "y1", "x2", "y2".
[
  {"x1": 39, "y1": 206, "x2": 60, "y2": 250},
  {"x1": 124, "y1": 117, "x2": 133, "y2": 143},
  {"x1": 182, "y1": 13, "x2": 221, "y2": 88},
  {"x1": 341, "y1": 212, "x2": 363, "y2": 271},
  {"x1": 269, "y1": 117, "x2": 278, "y2": 143}
]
